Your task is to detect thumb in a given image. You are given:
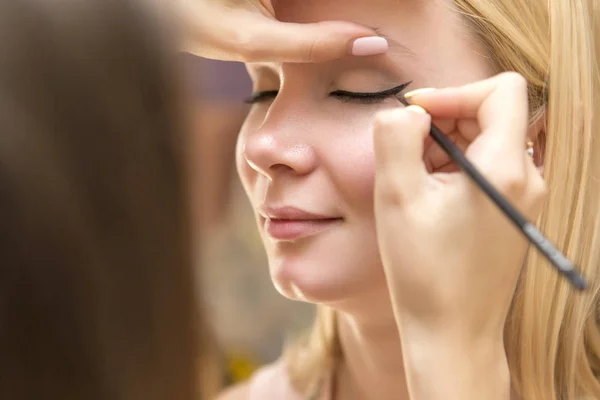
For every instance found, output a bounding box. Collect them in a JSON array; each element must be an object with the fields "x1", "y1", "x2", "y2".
[
  {"x1": 239, "y1": 18, "x2": 388, "y2": 63},
  {"x1": 373, "y1": 106, "x2": 431, "y2": 205},
  {"x1": 180, "y1": 1, "x2": 387, "y2": 63}
]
